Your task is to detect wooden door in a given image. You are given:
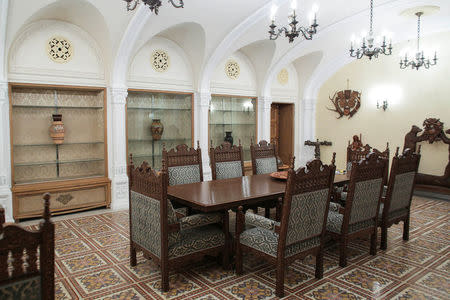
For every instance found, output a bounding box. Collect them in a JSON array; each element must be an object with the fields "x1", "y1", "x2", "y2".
[
  {"x1": 278, "y1": 104, "x2": 294, "y2": 164},
  {"x1": 270, "y1": 104, "x2": 280, "y2": 148}
]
